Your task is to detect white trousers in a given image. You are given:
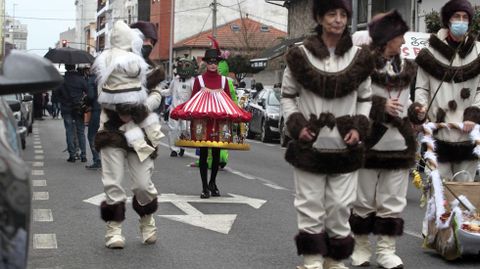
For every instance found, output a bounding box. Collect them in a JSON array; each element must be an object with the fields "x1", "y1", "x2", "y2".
[
  {"x1": 353, "y1": 168, "x2": 408, "y2": 219},
  {"x1": 101, "y1": 146, "x2": 158, "y2": 205},
  {"x1": 294, "y1": 168, "x2": 357, "y2": 238},
  {"x1": 167, "y1": 117, "x2": 188, "y2": 152},
  {"x1": 437, "y1": 160, "x2": 477, "y2": 182}
]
